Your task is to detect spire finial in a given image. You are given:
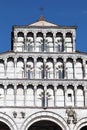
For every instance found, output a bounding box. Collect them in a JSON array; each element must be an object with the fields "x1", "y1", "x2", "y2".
[
  {"x1": 39, "y1": 7, "x2": 45, "y2": 21},
  {"x1": 39, "y1": 15, "x2": 45, "y2": 21}
]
